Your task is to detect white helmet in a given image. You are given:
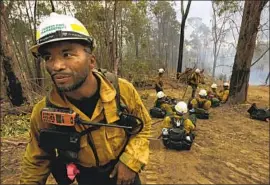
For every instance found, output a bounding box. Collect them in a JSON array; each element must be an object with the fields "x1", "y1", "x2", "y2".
[
  {"x1": 223, "y1": 82, "x2": 229, "y2": 87},
  {"x1": 30, "y1": 12, "x2": 94, "y2": 56},
  {"x1": 211, "y1": 83, "x2": 217, "y2": 89},
  {"x1": 199, "y1": 89, "x2": 207, "y2": 96},
  {"x1": 174, "y1": 101, "x2": 188, "y2": 114},
  {"x1": 158, "y1": 68, "x2": 165, "y2": 73},
  {"x1": 157, "y1": 91, "x2": 165, "y2": 99},
  {"x1": 195, "y1": 68, "x2": 200, "y2": 73}
]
